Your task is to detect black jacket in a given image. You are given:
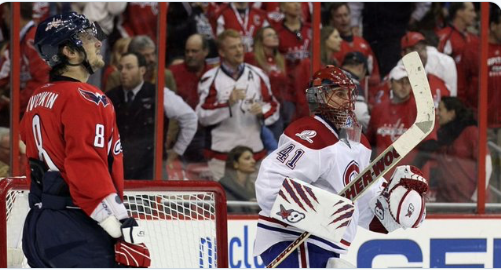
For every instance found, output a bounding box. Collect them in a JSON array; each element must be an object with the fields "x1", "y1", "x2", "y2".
[{"x1": 107, "y1": 82, "x2": 169, "y2": 180}]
